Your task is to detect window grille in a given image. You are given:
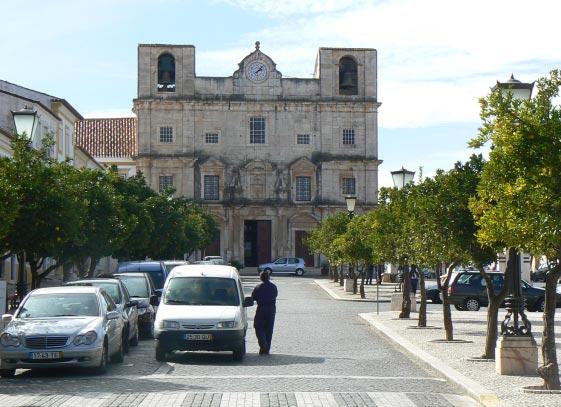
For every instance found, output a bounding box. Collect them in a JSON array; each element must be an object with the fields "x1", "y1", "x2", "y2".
[
  {"x1": 296, "y1": 176, "x2": 311, "y2": 201},
  {"x1": 297, "y1": 134, "x2": 310, "y2": 145},
  {"x1": 160, "y1": 127, "x2": 173, "y2": 143},
  {"x1": 204, "y1": 175, "x2": 220, "y2": 200},
  {"x1": 205, "y1": 133, "x2": 219, "y2": 144},
  {"x1": 159, "y1": 175, "x2": 173, "y2": 192},
  {"x1": 342, "y1": 129, "x2": 355, "y2": 145},
  {"x1": 250, "y1": 117, "x2": 265, "y2": 144},
  {"x1": 342, "y1": 177, "x2": 356, "y2": 195}
]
